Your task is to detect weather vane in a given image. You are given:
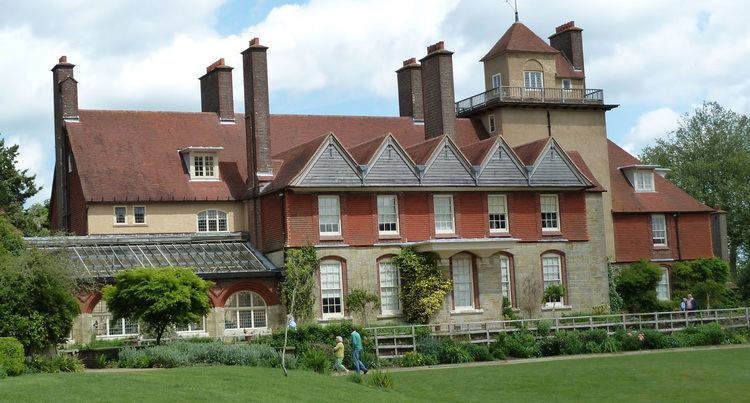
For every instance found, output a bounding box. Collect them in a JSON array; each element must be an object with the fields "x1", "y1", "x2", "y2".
[{"x1": 506, "y1": 0, "x2": 519, "y2": 22}]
